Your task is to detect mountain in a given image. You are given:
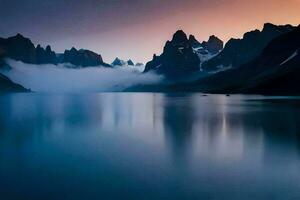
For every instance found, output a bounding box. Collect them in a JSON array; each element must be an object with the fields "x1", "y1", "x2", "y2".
[
  {"x1": 127, "y1": 59, "x2": 134, "y2": 66},
  {"x1": 202, "y1": 23, "x2": 296, "y2": 71},
  {"x1": 128, "y1": 24, "x2": 300, "y2": 95},
  {"x1": 189, "y1": 34, "x2": 223, "y2": 54},
  {"x1": 111, "y1": 57, "x2": 126, "y2": 66},
  {"x1": 63, "y1": 48, "x2": 111, "y2": 67},
  {"x1": 0, "y1": 34, "x2": 37, "y2": 63},
  {"x1": 0, "y1": 56, "x2": 28, "y2": 92},
  {"x1": 144, "y1": 30, "x2": 223, "y2": 77},
  {"x1": 0, "y1": 73, "x2": 28, "y2": 93},
  {"x1": 201, "y1": 35, "x2": 224, "y2": 54},
  {"x1": 144, "y1": 30, "x2": 201, "y2": 77},
  {"x1": 36, "y1": 44, "x2": 57, "y2": 64},
  {"x1": 0, "y1": 34, "x2": 111, "y2": 67},
  {"x1": 191, "y1": 26, "x2": 300, "y2": 95},
  {"x1": 188, "y1": 35, "x2": 202, "y2": 48},
  {"x1": 111, "y1": 58, "x2": 136, "y2": 66},
  {"x1": 240, "y1": 26, "x2": 300, "y2": 95}
]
